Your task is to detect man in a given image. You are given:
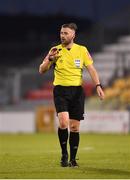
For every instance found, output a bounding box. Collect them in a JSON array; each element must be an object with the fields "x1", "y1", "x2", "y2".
[{"x1": 39, "y1": 23, "x2": 105, "y2": 167}]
